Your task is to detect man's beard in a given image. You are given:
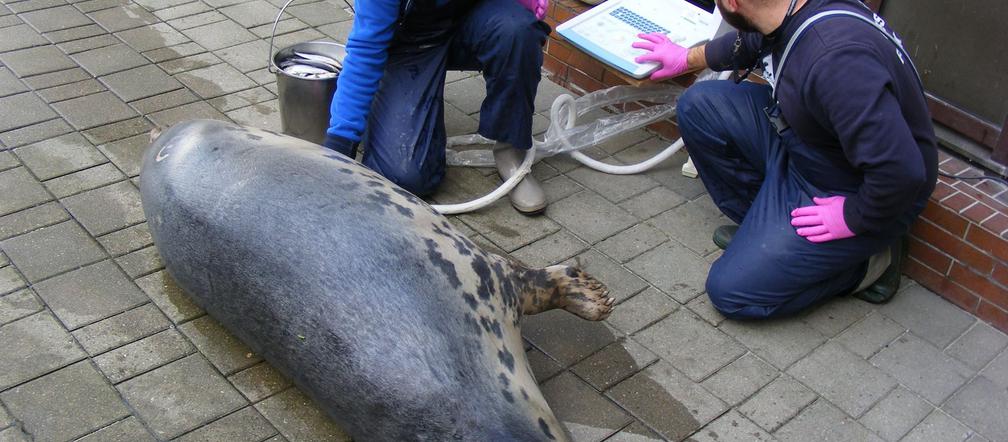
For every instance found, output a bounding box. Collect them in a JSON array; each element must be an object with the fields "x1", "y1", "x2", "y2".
[{"x1": 716, "y1": 0, "x2": 761, "y2": 33}]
